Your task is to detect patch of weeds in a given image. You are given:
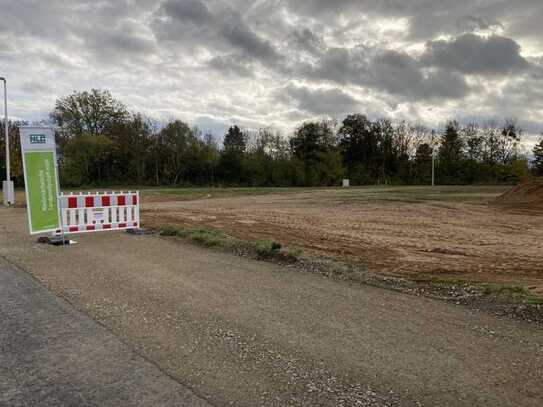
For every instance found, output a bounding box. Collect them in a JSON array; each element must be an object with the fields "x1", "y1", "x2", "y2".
[
  {"x1": 159, "y1": 226, "x2": 189, "y2": 238},
  {"x1": 189, "y1": 228, "x2": 228, "y2": 247},
  {"x1": 157, "y1": 225, "x2": 295, "y2": 262},
  {"x1": 159, "y1": 226, "x2": 181, "y2": 237},
  {"x1": 480, "y1": 284, "x2": 543, "y2": 305},
  {"x1": 254, "y1": 240, "x2": 282, "y2": 258}
]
